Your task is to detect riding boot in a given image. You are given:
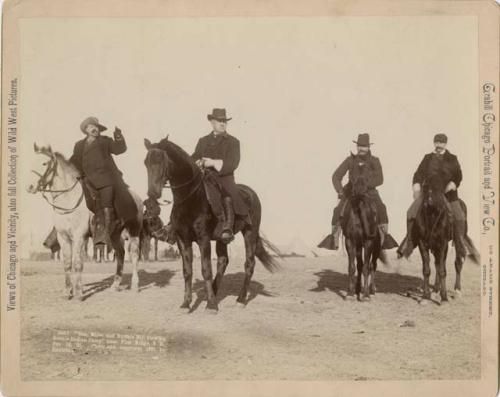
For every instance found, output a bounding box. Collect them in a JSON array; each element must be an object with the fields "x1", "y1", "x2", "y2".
[
  {"x1": 331, "y1": 223, "x2": 341, "y2": 250},
  {"x1": 453, "y1": 220, "x2": 467, "y2": 259},
  {"x1": 103, "y1": 207, "x2": 115, "y2": 247},
  {"x1": 221, "y1": 197, "x2": 235, "y2": 244},
  {"x1": 397, "y1": 219, "x2": 415, "y2": 258}
]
